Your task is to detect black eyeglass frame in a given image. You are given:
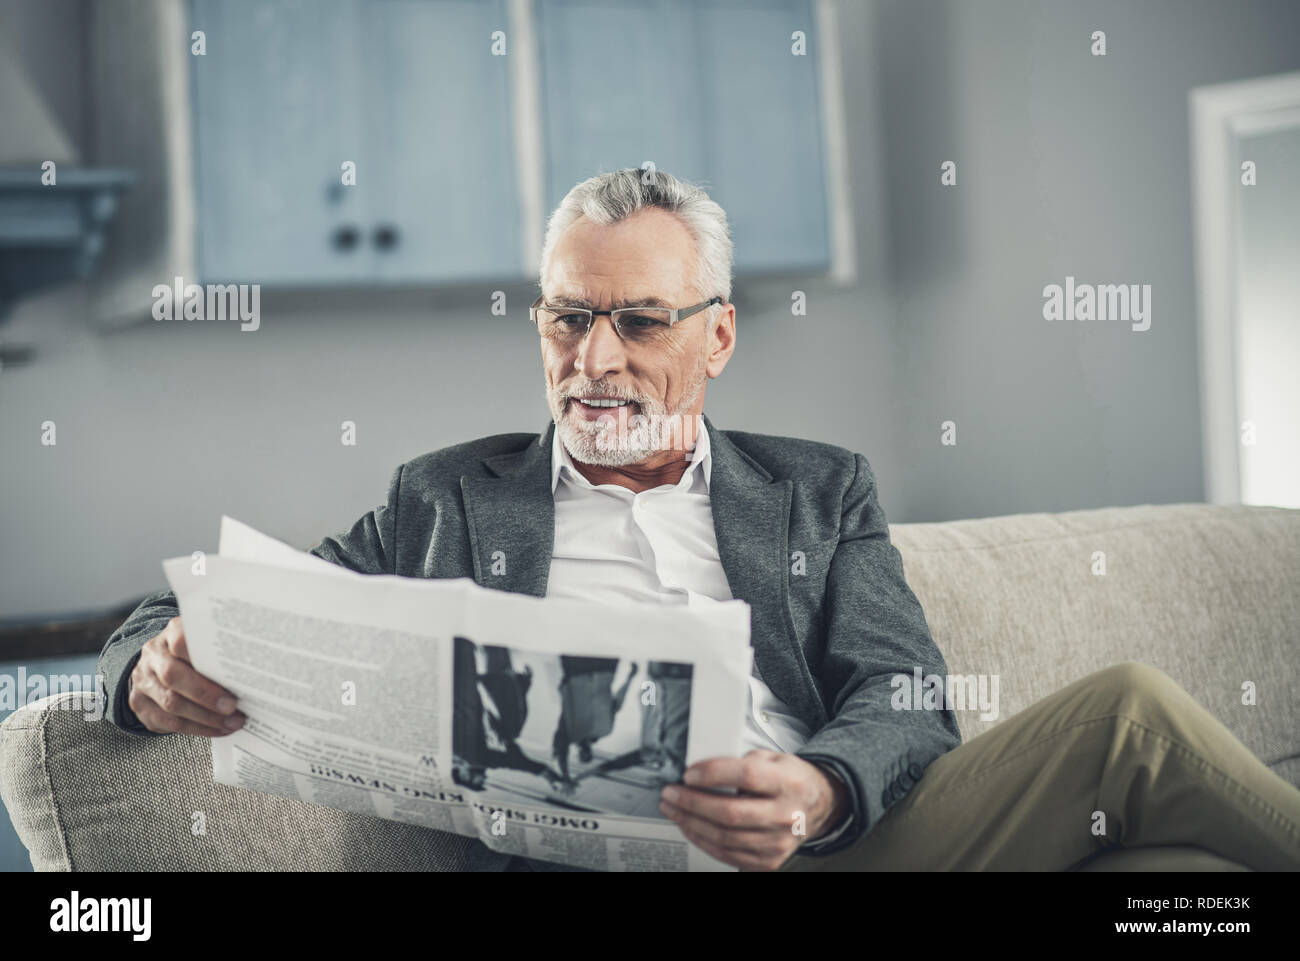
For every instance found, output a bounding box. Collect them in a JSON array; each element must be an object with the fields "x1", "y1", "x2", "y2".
[{"x1": 529, "y1": 295, "x2": 723, "y2": 341}]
